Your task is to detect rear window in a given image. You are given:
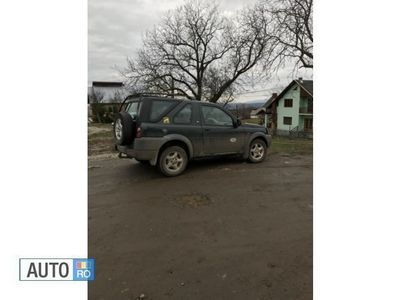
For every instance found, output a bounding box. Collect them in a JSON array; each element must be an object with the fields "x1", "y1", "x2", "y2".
[
  {"x1": 125, "y1": 101, "x2": 140, "y2": 119},
  {"x1": 150, "y1": 100, "x2": 177, "y2": 122}
]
